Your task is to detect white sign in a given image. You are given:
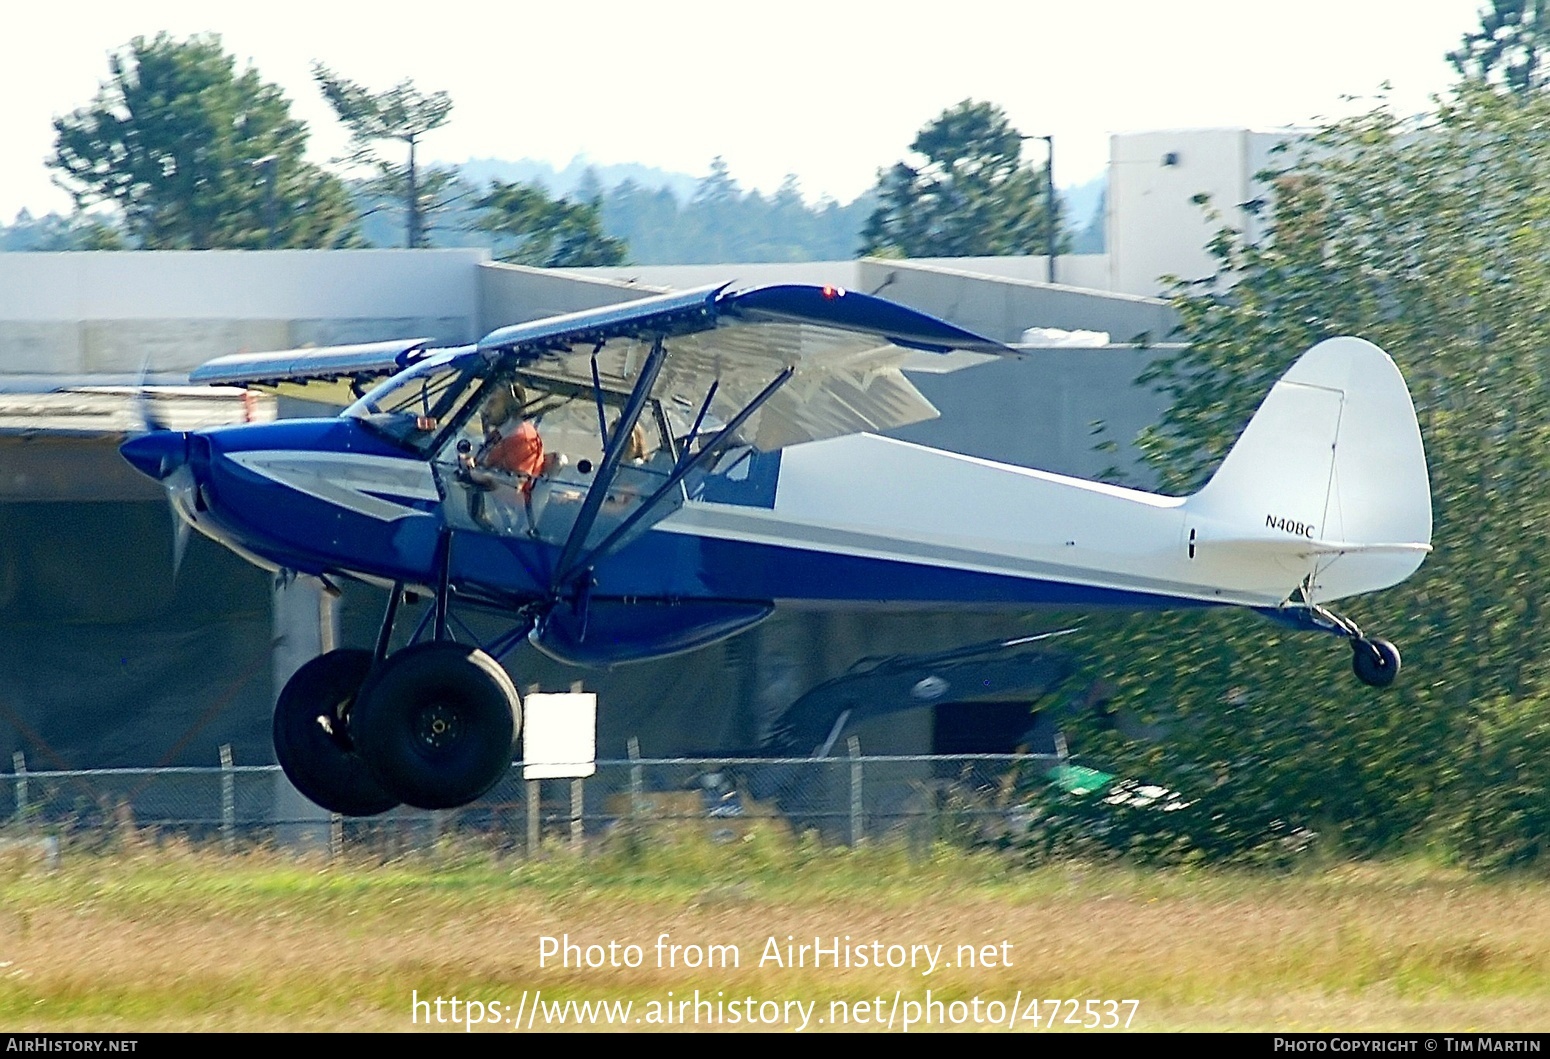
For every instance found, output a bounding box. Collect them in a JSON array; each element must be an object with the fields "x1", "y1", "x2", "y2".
[{"x1": 522, "y1": 692, "x2": 597, "y2": 779}]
